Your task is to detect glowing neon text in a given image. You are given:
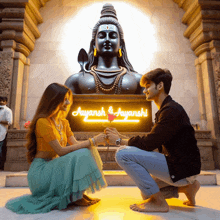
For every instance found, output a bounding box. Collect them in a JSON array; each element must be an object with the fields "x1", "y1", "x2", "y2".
[{"x1": 72, "y1": 106, "x2": 148, "y2": 123}]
